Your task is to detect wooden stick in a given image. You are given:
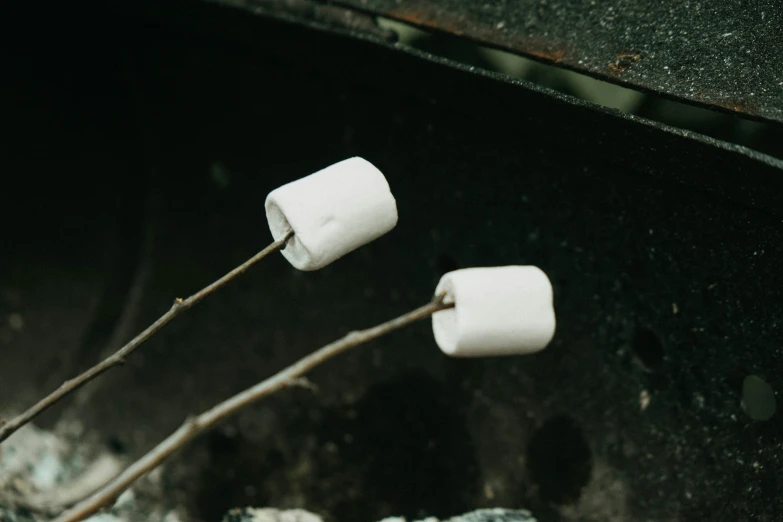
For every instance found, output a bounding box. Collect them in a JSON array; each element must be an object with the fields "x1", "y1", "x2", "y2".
[
  {"x1": 53, "y1": 296, "x2": 453, "y2": 522},
  {"x1": 0, "y1": 233, "x2": 293, "y2": 444}
]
